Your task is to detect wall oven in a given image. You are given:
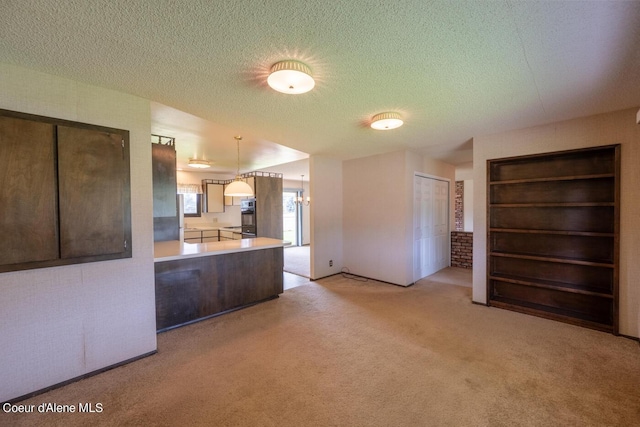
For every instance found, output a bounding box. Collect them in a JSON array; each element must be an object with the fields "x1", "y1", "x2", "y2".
[{"x1": 240, "y1": 198, "x2": 256, "y2": 237}]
